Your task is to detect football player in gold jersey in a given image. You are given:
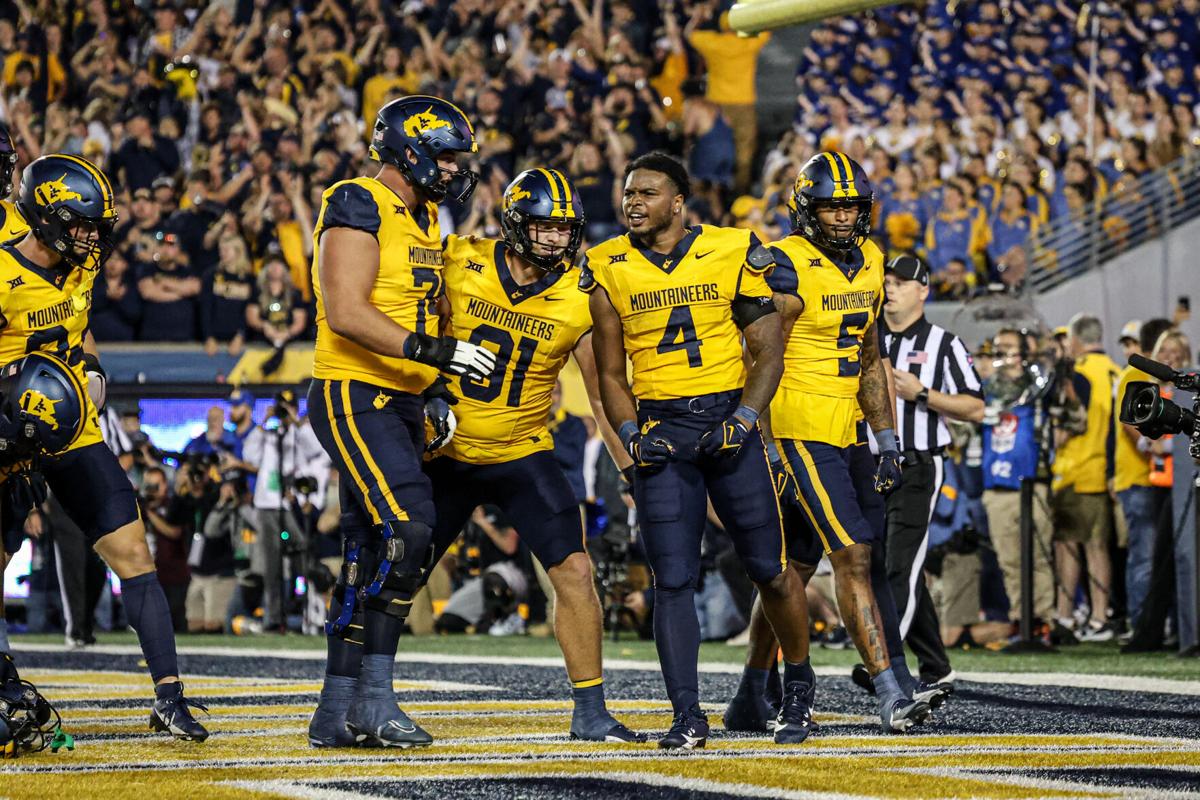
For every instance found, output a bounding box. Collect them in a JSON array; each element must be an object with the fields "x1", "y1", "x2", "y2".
[
  {"x1": 727, "y1": 152, "x2": 930, "y2": 734},
  {"x1": 587, "y1": 153, "x2": 814, "y2": 749},
  {"x1": 0, "y1": 155, "x2": 207, "y2": 741},
  {"x1": 305, "y1": 95, "x2": 497, "y2": 749},
  {"x1": 0, "y1": 123, "x2": 30, "y2": 244},
  {"x1": 429, "y1": 168, "x2": 643, "y2": 742}
]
